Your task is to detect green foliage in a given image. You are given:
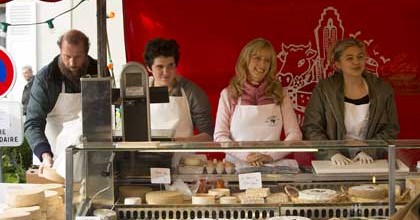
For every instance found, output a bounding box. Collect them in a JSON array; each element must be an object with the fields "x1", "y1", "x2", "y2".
[{"x1": 1, "y1": 138, "x2": 33, "y2": 183}]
